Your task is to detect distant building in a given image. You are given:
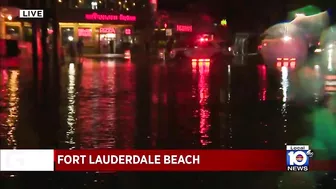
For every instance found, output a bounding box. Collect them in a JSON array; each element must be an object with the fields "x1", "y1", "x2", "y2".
[
  {"x1": 153, "y1": 10, "x2": 230, "y2": 42},
  {"x1": 1, "y1": 0, "x2": 156, "y2": 53}
]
